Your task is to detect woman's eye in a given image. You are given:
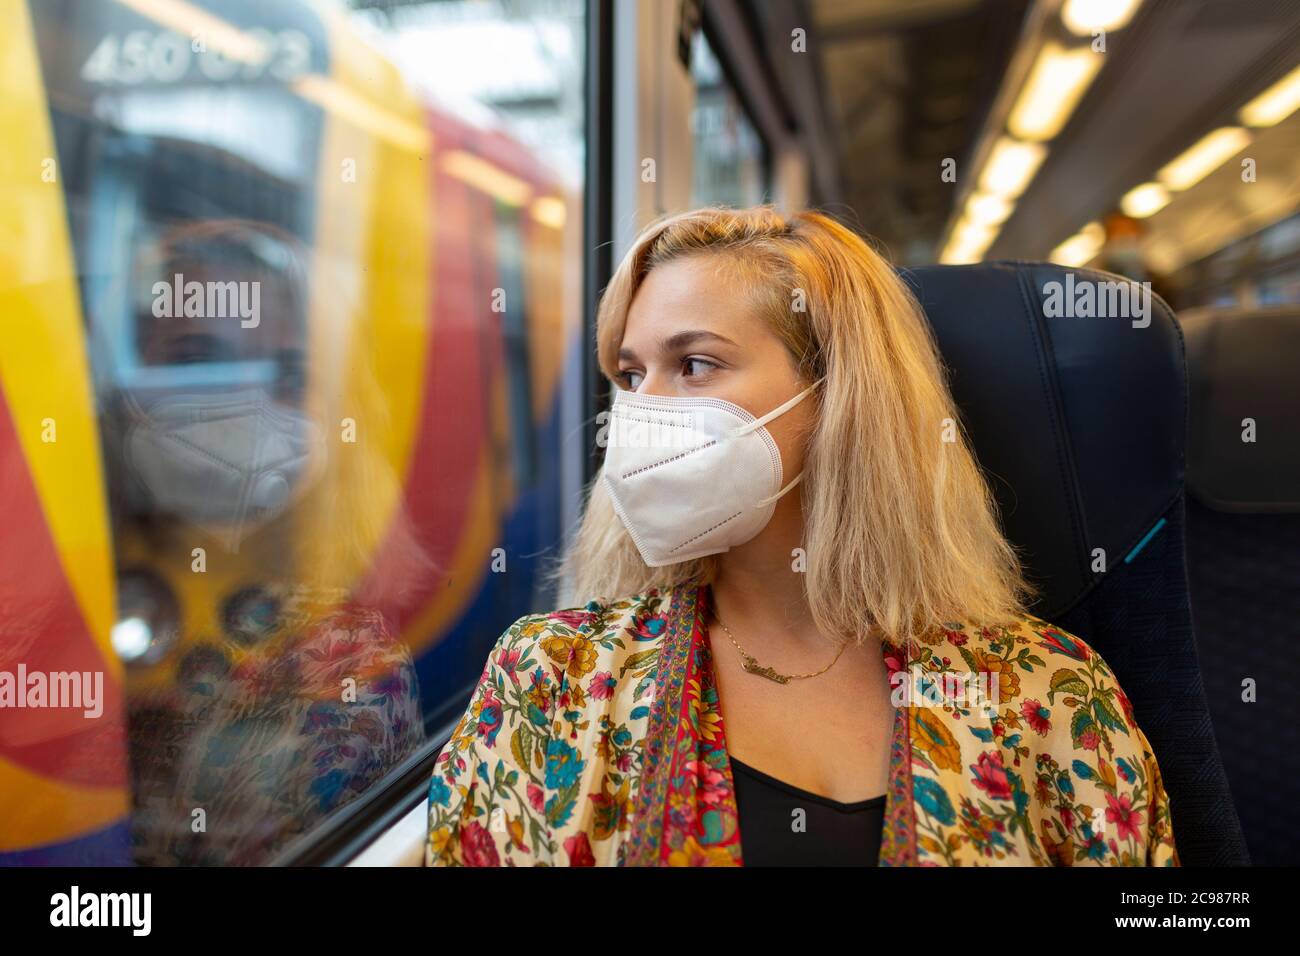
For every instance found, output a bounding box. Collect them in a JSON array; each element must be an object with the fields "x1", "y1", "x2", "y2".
[
  {"x1": 682, "y1": 357, "x2": 717, "y2": 378},
  {"x1": 617, "y1": 369, "x2": 643, "y2": 390}
]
